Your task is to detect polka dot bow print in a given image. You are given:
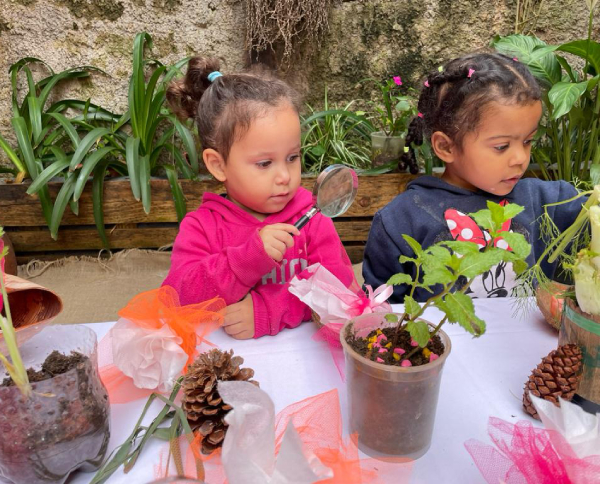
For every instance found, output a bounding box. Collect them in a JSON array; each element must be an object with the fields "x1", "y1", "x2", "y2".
[{"x1": 444, "y1": 200, "x2": 513, "y2": 251}]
